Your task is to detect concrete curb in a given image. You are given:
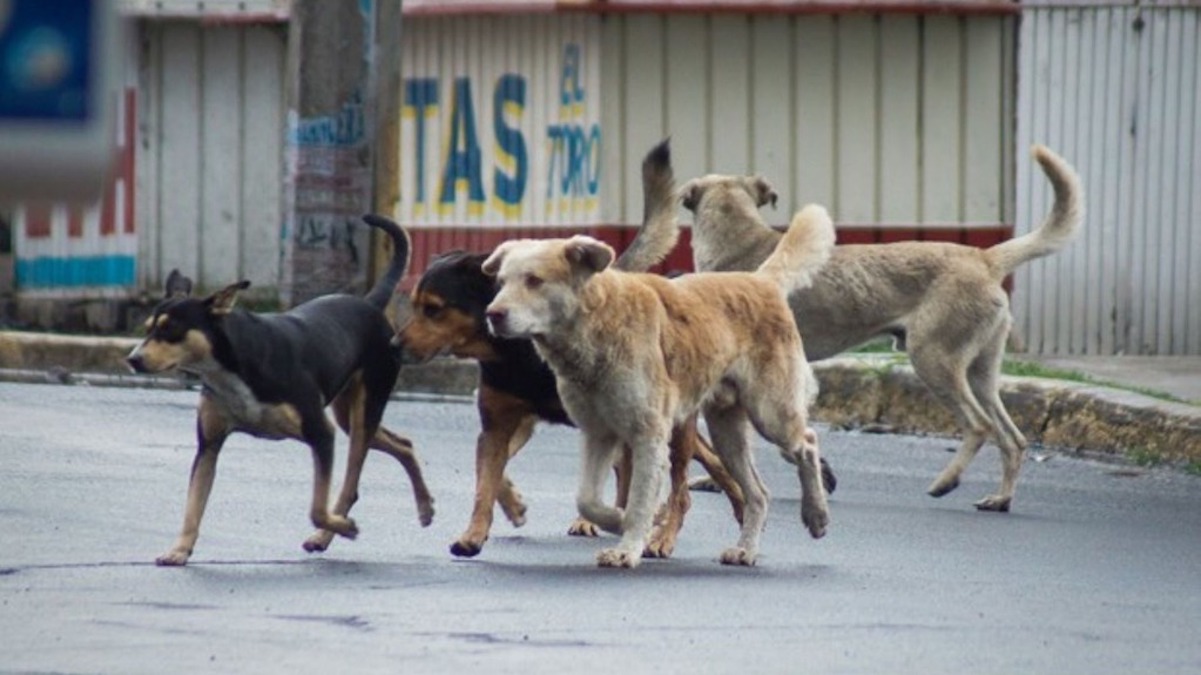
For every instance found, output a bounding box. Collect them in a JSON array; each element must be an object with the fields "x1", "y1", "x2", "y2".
[{"x1": 3, "y1": 331, "x2": 1199, "y2": 466}]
